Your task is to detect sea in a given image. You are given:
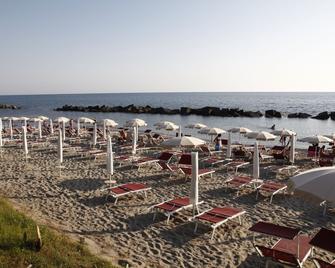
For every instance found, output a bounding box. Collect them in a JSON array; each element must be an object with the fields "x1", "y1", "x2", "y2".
[{"x1": 1, "y1": 92, "x2": 335, "y2": 148}]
